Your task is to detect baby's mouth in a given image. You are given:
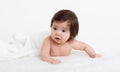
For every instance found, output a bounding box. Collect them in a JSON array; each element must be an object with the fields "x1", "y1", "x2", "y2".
[{"x1": 55, "y1": 37, "x2": 61, "y2": 40}]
